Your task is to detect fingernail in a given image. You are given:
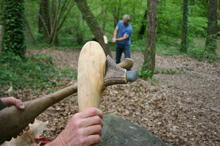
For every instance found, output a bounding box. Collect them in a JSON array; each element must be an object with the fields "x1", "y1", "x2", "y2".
[{"x1": 19, "y1": 104, "x2": 25, "y2": 109}]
